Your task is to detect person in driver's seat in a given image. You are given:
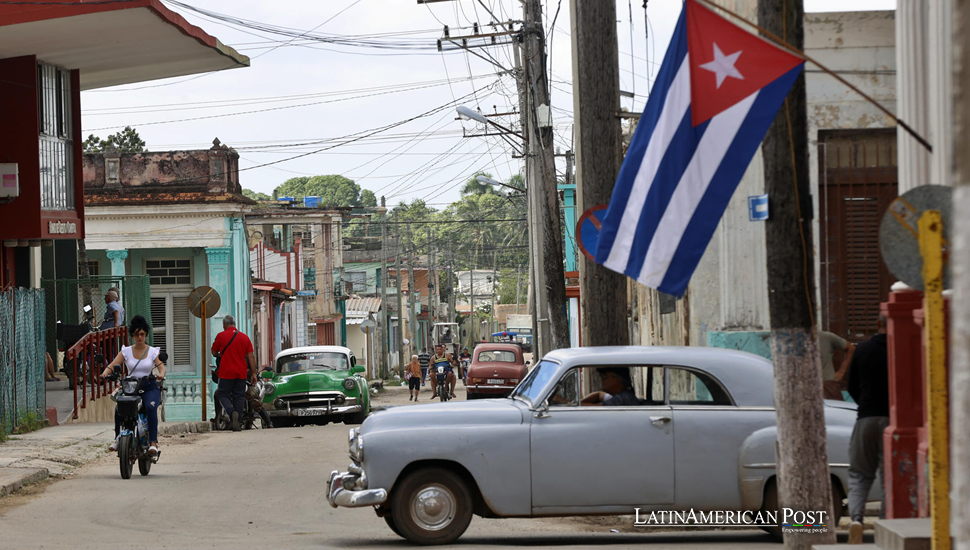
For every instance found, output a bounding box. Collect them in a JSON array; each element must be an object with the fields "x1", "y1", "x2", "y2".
[{"x1": 581, "y1": 367, "x2": 638, "y2": 406}]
